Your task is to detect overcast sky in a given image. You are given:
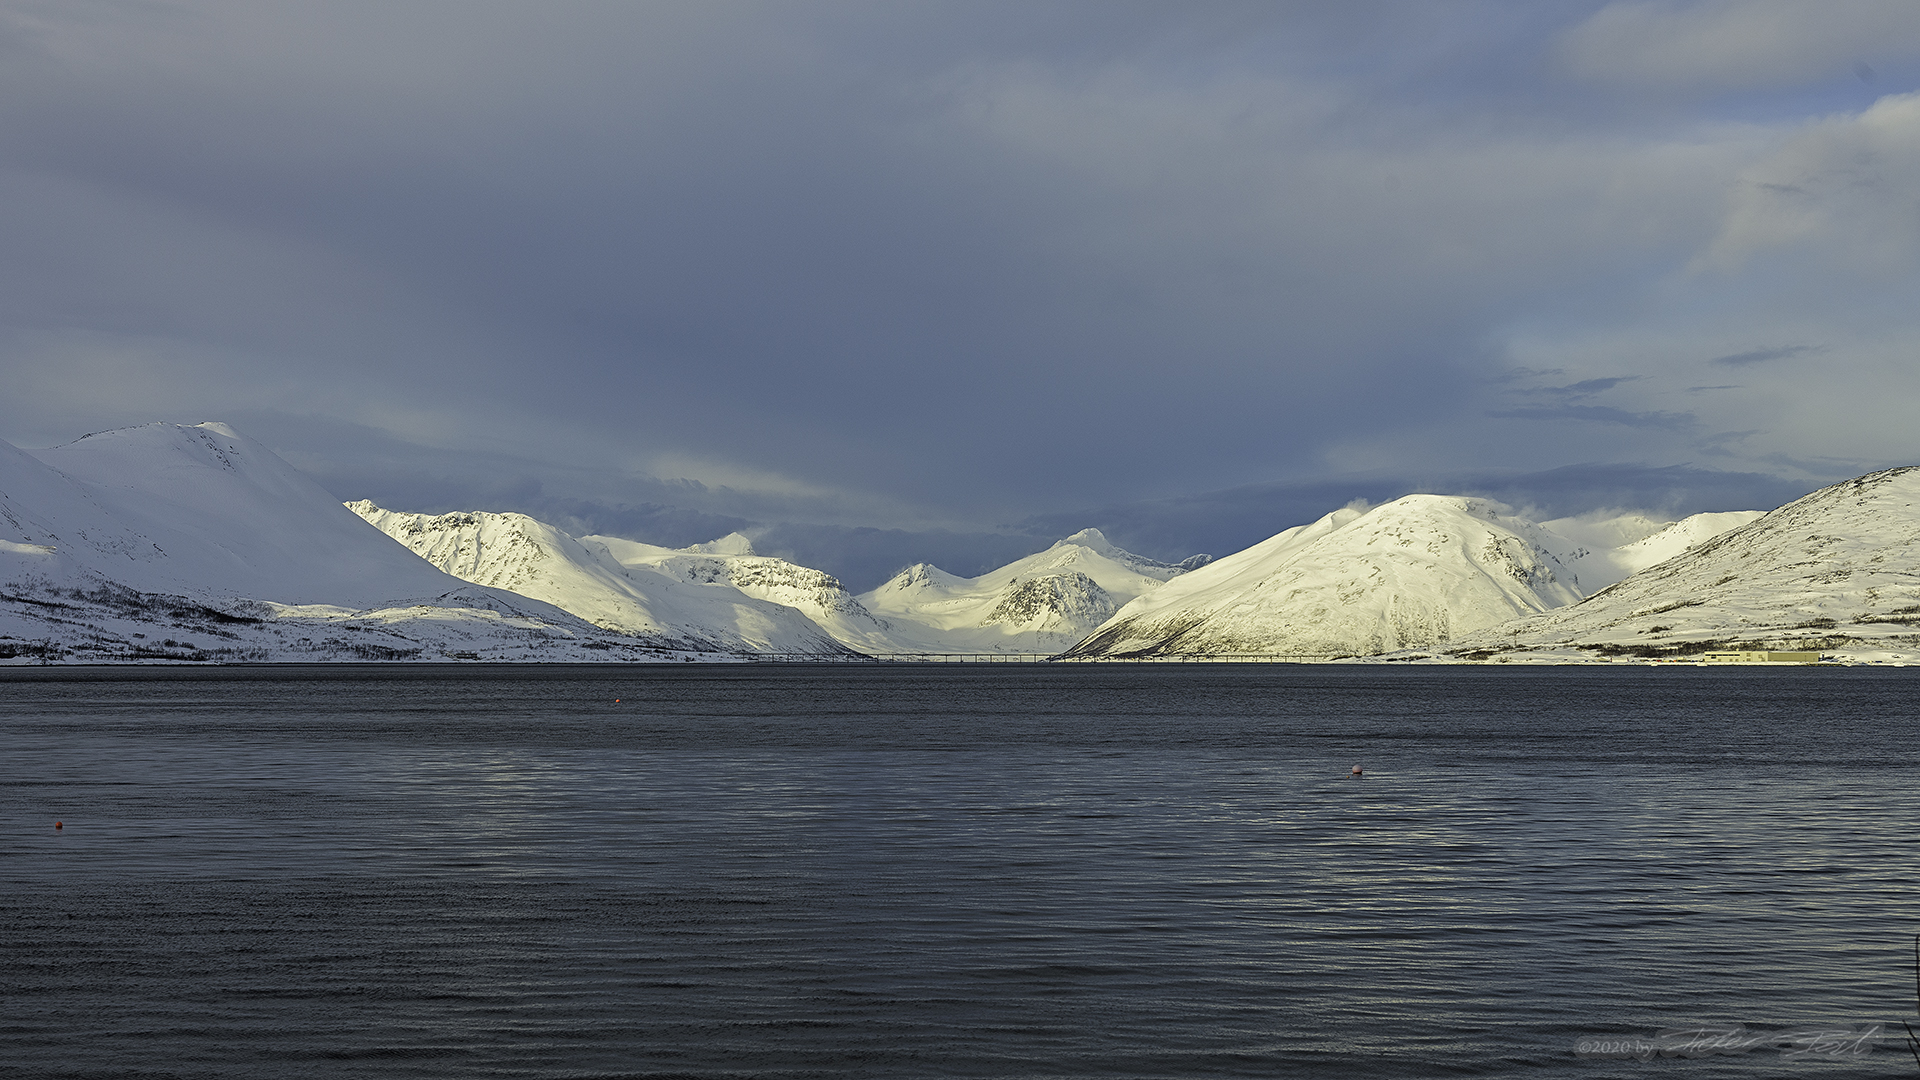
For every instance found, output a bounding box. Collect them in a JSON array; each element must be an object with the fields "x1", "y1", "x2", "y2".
[{"x1": 4, "y1": 1, "x2": 1918, "y2": 586}]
